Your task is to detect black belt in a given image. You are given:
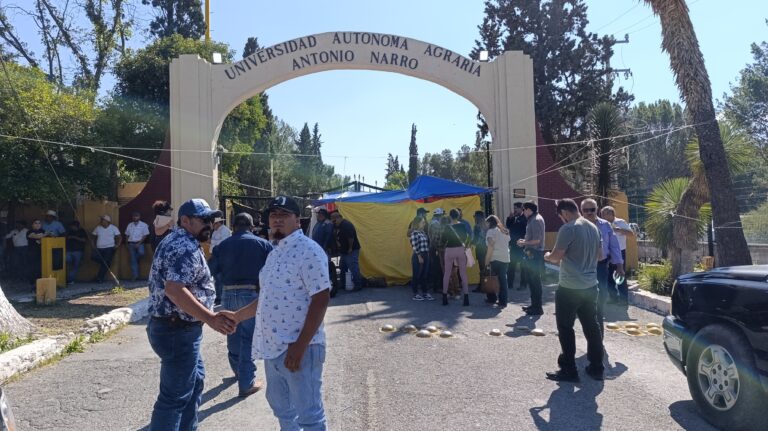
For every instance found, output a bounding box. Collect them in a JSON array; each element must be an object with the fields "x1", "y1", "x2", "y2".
[{"x1": 151, "y1": 315, "x2": 202, "y2": 328}]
